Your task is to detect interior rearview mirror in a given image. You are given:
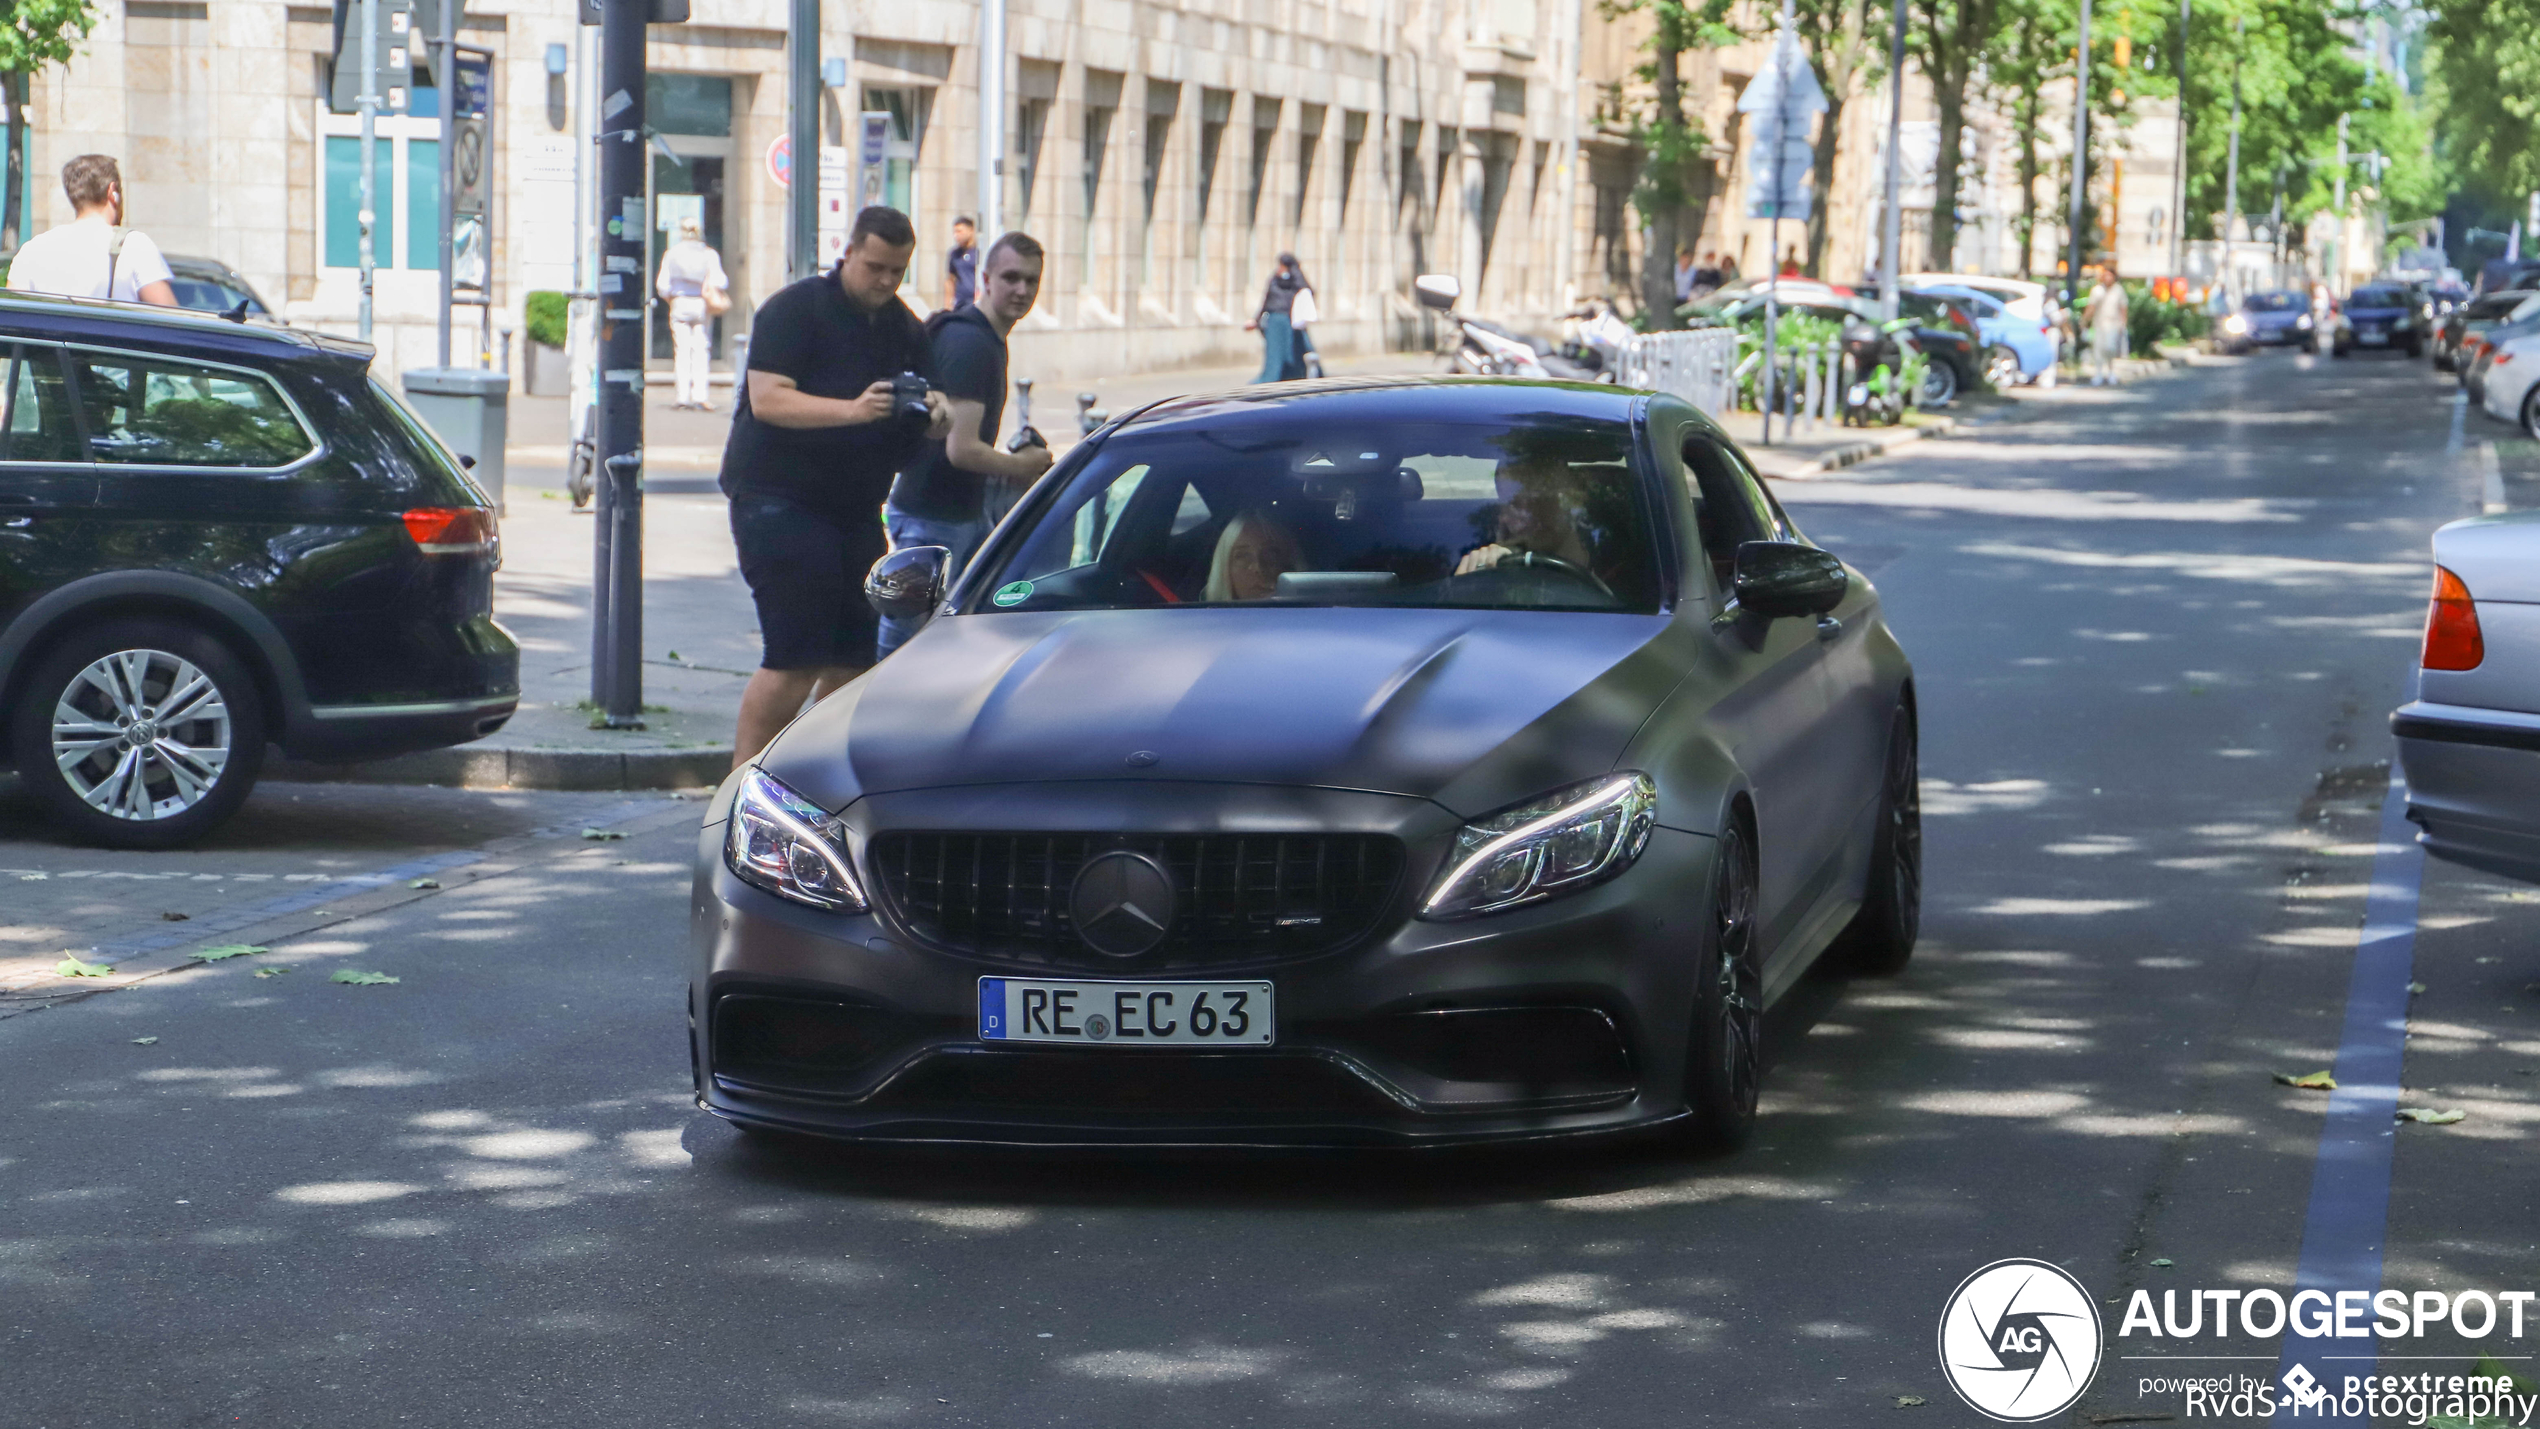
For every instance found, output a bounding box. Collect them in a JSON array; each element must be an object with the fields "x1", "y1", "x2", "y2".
[
  {"x1": 865, "y1": 545, "x2": 950, "y2": 626},
  {"x1": 1731, "y1": 540, "x2": 1847, "y2": 619},
  {"x1": 1414, "y1": 274, "x2": 1462, "y2": 311}
]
